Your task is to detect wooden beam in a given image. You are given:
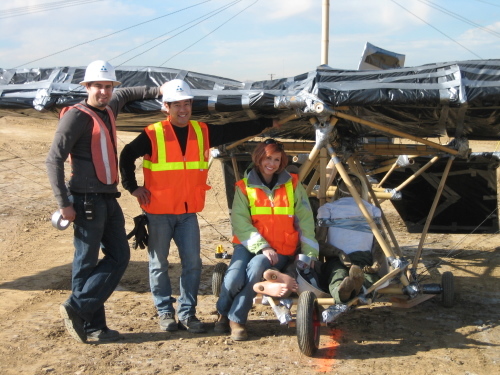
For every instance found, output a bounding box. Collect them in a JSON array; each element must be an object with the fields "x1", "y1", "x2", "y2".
[{"x1": 332, "y1": 111, "x2": 459, "y2": 156}]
